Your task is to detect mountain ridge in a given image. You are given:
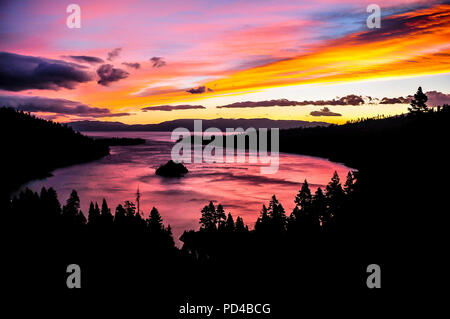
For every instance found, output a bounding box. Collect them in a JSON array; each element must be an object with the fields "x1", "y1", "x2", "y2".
[{"x1": 67, "y1": 118, "x2": 330, "y2": 131}]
